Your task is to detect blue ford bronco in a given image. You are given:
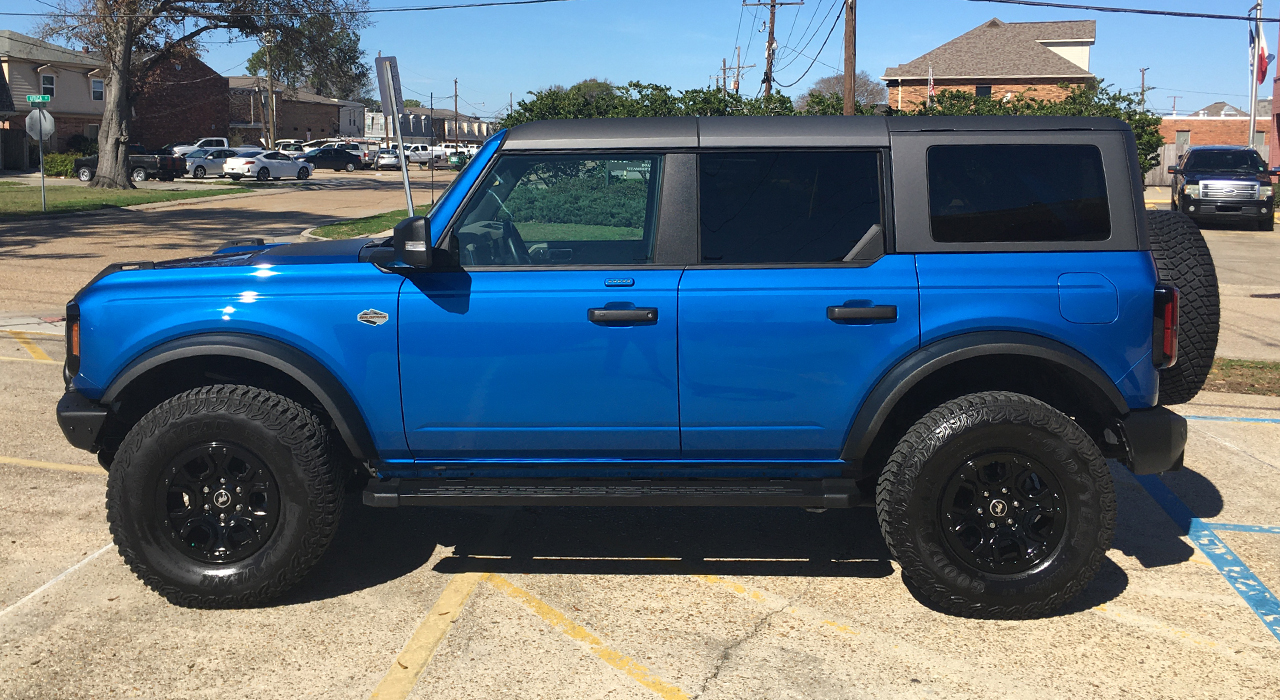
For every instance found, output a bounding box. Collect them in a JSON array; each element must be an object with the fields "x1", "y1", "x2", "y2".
[{"x1": 57, "y1": 116, "x2": 1219, "y2": 618}]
